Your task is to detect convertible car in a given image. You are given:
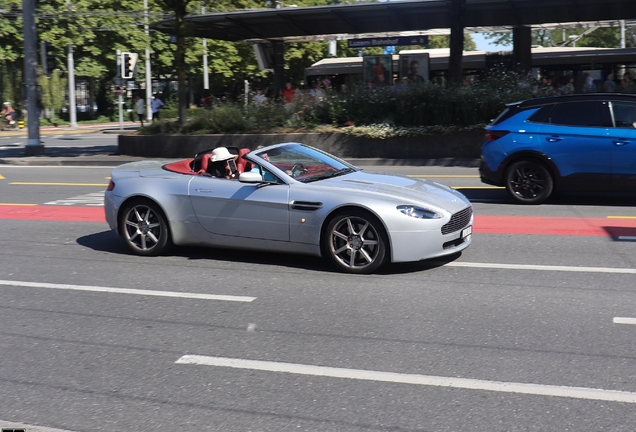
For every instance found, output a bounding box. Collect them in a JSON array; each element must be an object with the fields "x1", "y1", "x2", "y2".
[{"x1": 104, "y1": 143, "x2": 473, "y2": 274}]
